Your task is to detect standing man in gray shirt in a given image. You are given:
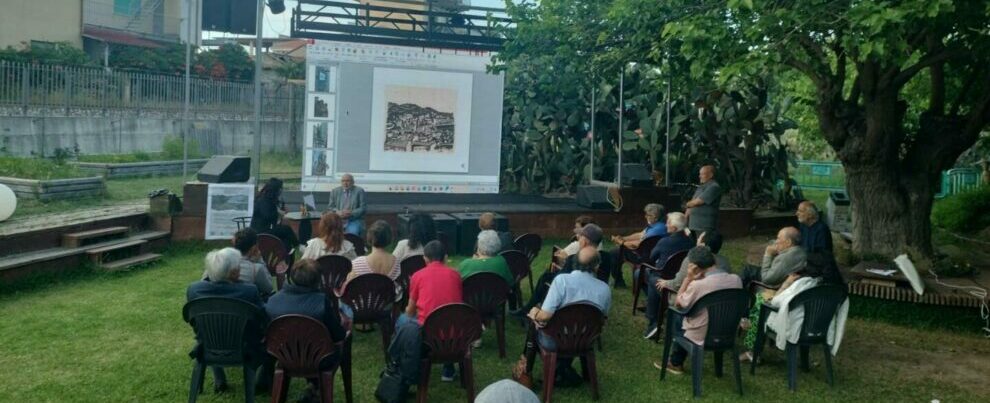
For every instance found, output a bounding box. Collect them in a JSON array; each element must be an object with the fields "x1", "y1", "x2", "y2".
[
  {"x1": 685, "y1": 165, "x2": 721, "y2": 234},
  {"x1": 327, "y1": 173, "x2": 367, "y2": 235}
]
